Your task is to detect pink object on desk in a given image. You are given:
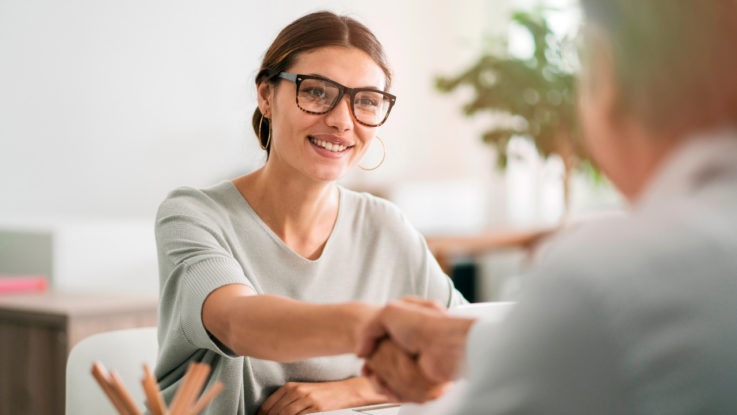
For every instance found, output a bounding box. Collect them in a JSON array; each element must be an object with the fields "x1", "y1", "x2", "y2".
[{"x1": 0, "y1": 275, "x2": 48, "y2": 293}]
